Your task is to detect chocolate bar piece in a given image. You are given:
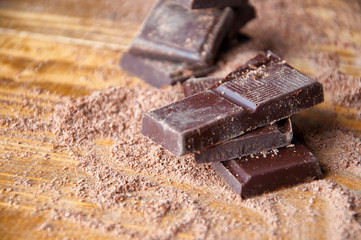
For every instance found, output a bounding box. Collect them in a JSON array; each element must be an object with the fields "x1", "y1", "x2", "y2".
[
  {"x1": 141, "y1": 52, "x2": 324, "y2": 156},
  {"x1": 170, "y1": 0, "x2": 249, "y2": 9},
  {"x1": 211, "y1": 142, "x2": 323, "y2": 198},
  {"x1": 129, "y1": 0, "x2": 234, "y2": 65},
  {"x1": 195, "y1": 119, "x2": 293, "y2": 163},
  {"x1": 121, "y1": 53, "x2": 215, "y2": 87},
  {"x1": 183, "y1": 77, "x2": 292, "y2": 163},
  {"x1": 227, "y1": 4, "x2": 256, "y2": 41}
]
